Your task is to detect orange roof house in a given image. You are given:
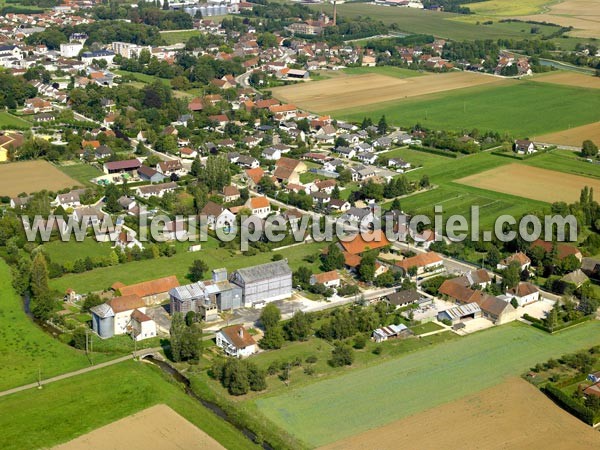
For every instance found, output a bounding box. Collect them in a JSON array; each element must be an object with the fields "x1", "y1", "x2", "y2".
[
  {"x1": 339, "y1": 230, "x2": 390, "y2": 255},
  {"x1": 114, "y1": 275, "x2": 180, "y2": 304}
]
